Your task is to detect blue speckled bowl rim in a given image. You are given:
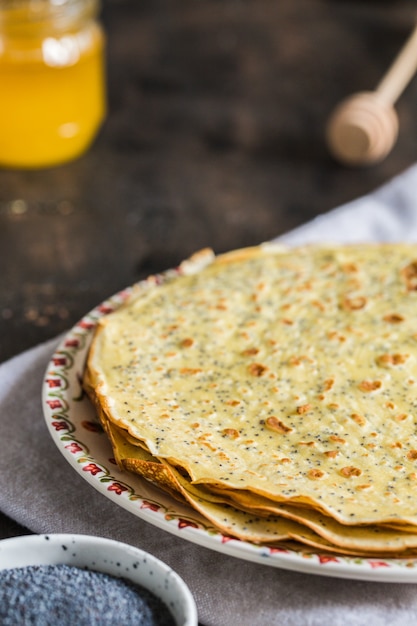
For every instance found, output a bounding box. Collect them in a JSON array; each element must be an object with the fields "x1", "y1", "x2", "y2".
[{"x1": 0, "y1": 533, "x2": 198, "y2": 626}]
